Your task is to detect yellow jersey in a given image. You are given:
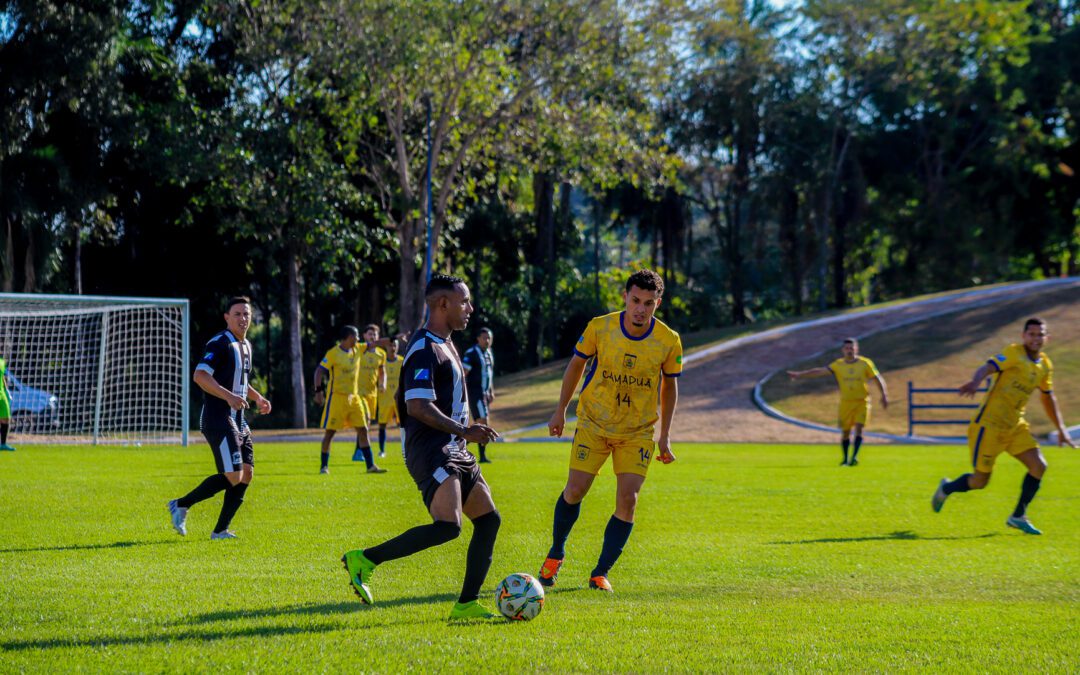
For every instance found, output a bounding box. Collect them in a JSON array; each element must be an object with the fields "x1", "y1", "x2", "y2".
[
  {"x1": 828, "y1": 357, "x2": 880, "y2": 402},
  {"x1": 574, "y1": 311, "x2": 683, "y2": 439},
  {"x1": 357, "y1": 346, "x2": 386, "y2": 396},
  {"x1": 319, "y1": 345, "x2": 360, "y2": 396},
  {"x1": 382, "y1": 356, "x2": 403, "y2": 400},
  {"x1": 974, "y1": 343, "x2": 1053, "y2": 431}
]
